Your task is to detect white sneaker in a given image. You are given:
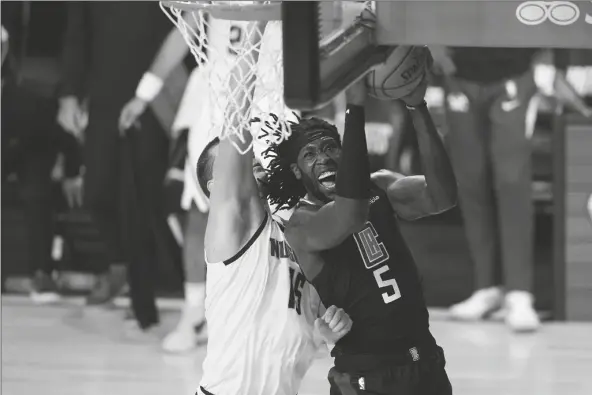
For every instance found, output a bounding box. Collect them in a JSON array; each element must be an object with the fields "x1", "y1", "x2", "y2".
[
  {"x1": 30, "y1": 271, "x2": 61, "y2": 304},
  {"x1": 161, "y1": 304, "x2": 206, "y2": 353},
  {"x1": 30, "y1": 291, "x2": 61, "y2": 304},
  {"x1": 449, "y1": 287, "x2": 504, "y2": 321},
  {"x1": 161, "y1": 321, "x2": 207, "y2": 353},
  {"x1": 504, "y1": 291, "x2": 540, "y2": 333}
]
